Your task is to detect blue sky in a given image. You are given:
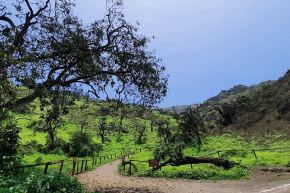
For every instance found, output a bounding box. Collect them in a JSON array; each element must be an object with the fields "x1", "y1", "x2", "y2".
[{"x1": 74, "y1": 0, "x2": 290, "y2": 107}]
